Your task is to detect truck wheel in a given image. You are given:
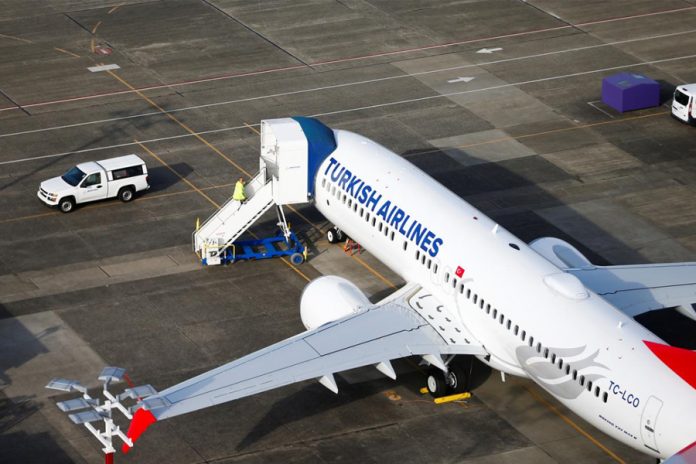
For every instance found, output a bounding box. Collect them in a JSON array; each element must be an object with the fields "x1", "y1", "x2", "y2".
[
  {"x1": 290, "y1": 252, "x2": 304, "y2": 265},
  {"x1": 118, "y1": 187, "x2": 134, "y2": 202},
  {"x1": 59, "y1": 197, "x2": 75, "y2": 213}
]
